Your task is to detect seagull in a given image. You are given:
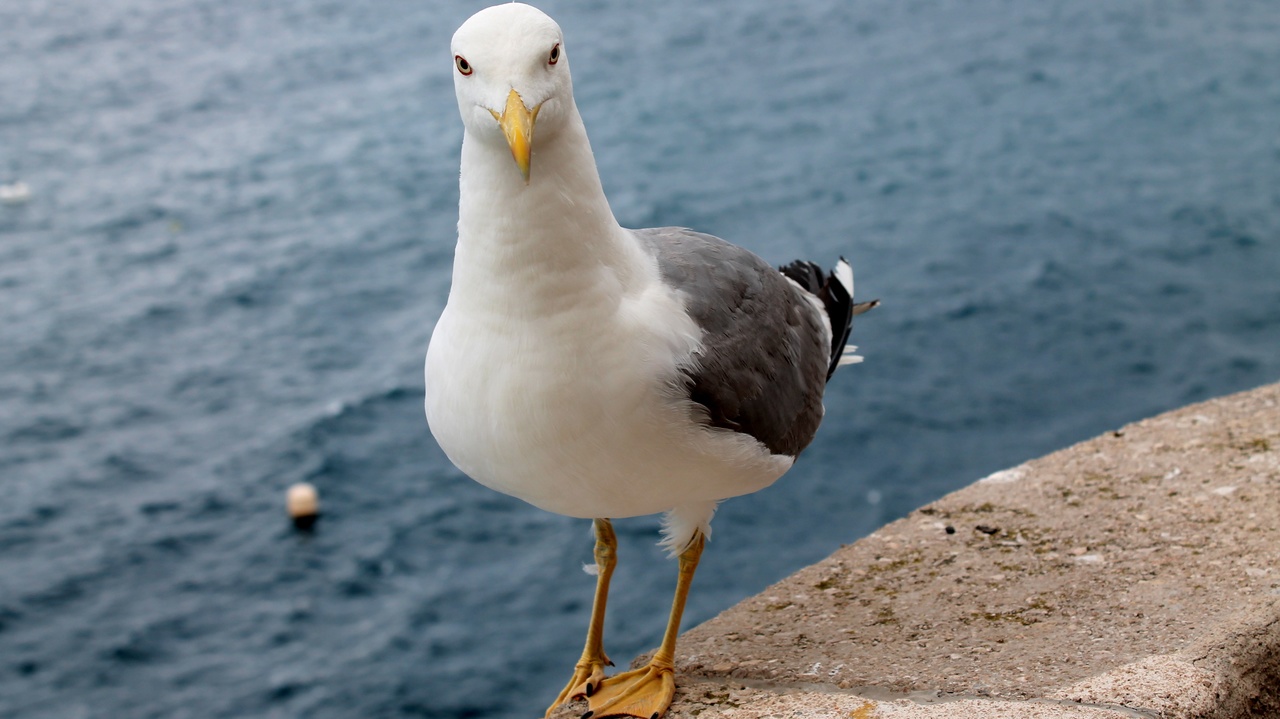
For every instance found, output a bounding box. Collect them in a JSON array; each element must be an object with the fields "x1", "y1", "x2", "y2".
[{"x1": 425, "y1": 5, "x2": 876, "y2": 718}]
